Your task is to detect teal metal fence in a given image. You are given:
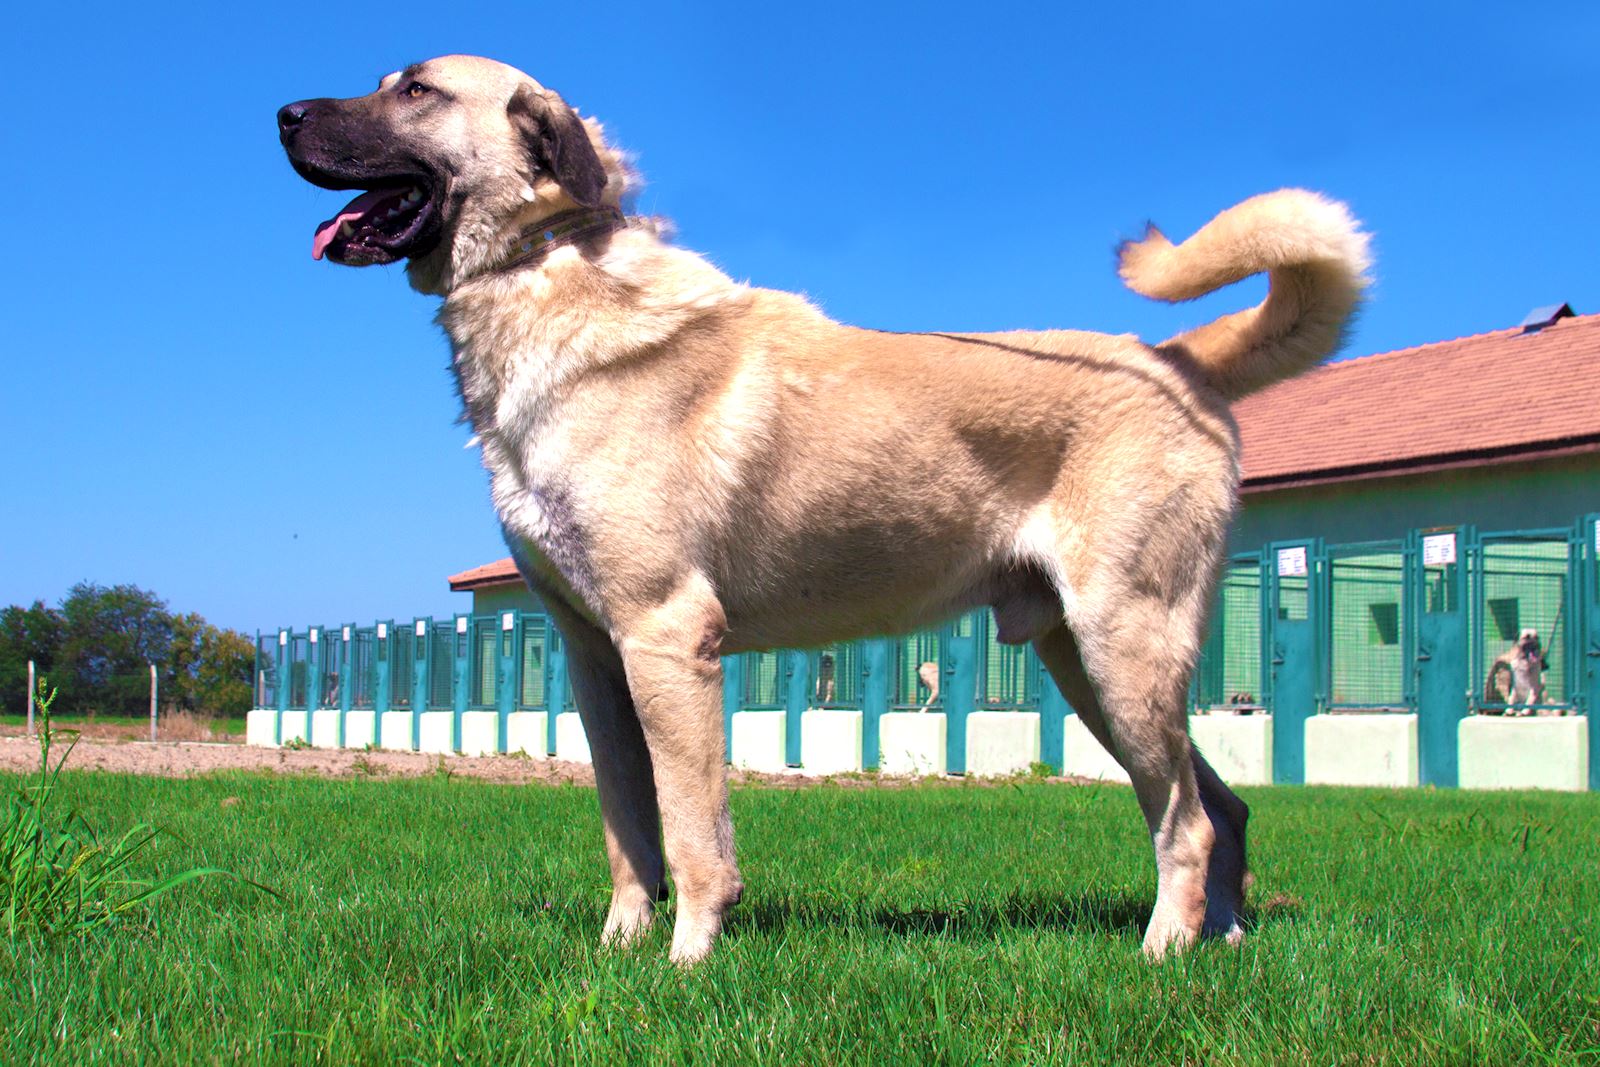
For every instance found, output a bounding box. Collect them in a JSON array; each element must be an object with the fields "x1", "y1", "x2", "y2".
[{"x1": 253, "y1": 514, "x2": 1597, "y2": 785}]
